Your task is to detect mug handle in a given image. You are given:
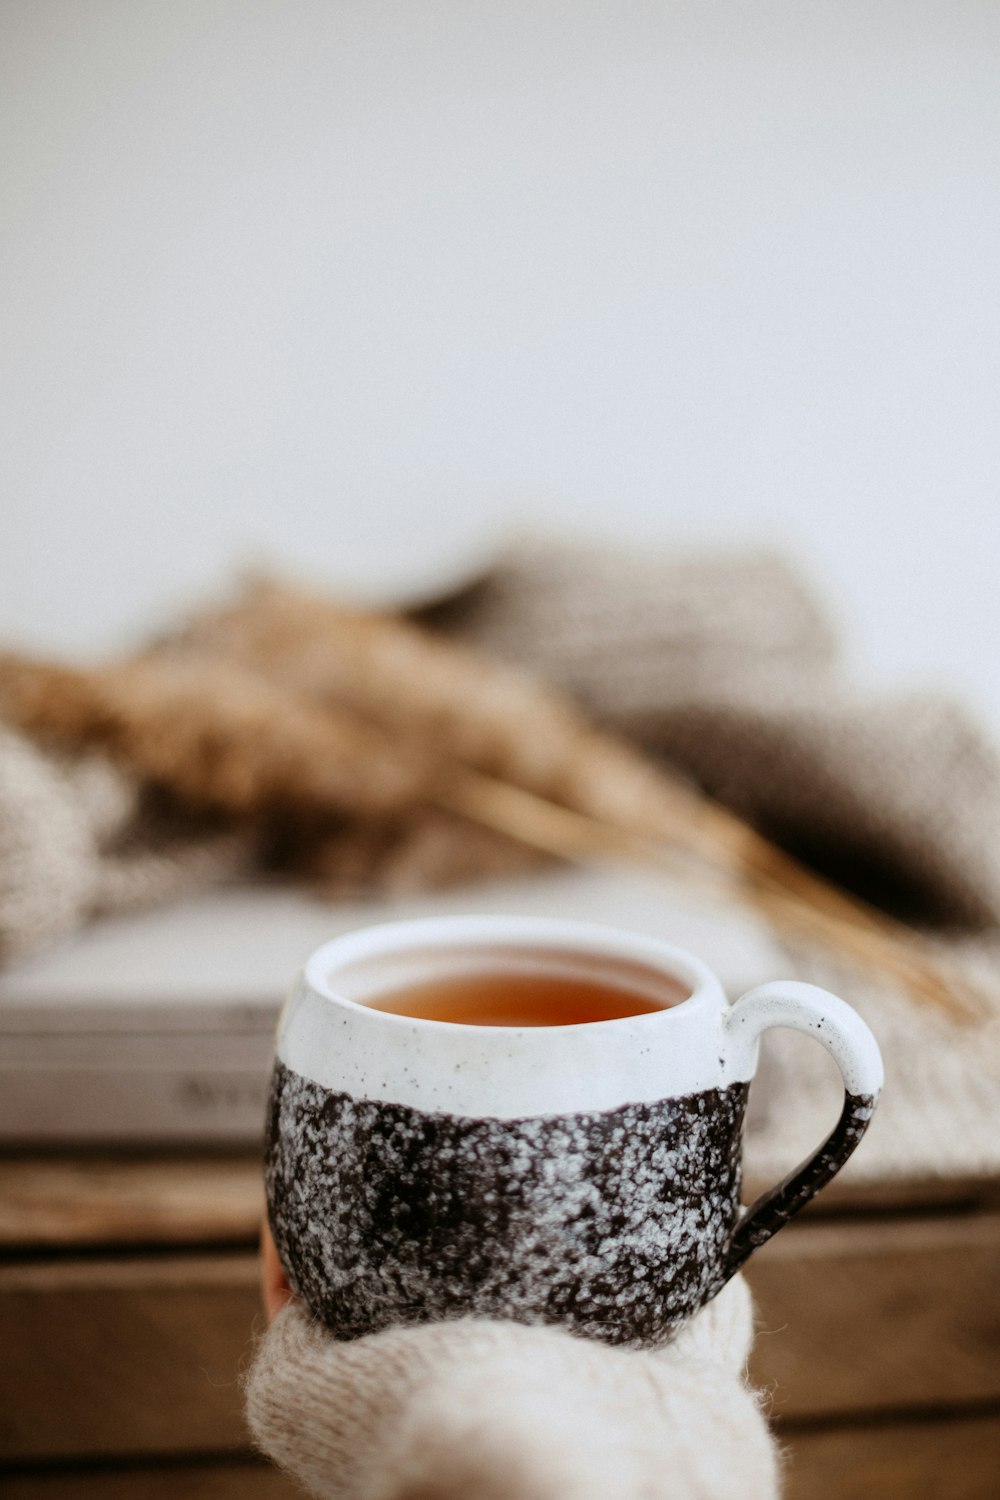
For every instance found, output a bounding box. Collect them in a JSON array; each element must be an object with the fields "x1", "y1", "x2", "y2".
[{"x1": 722, "y1": 980, "x2": 884, "y2": 1276}]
